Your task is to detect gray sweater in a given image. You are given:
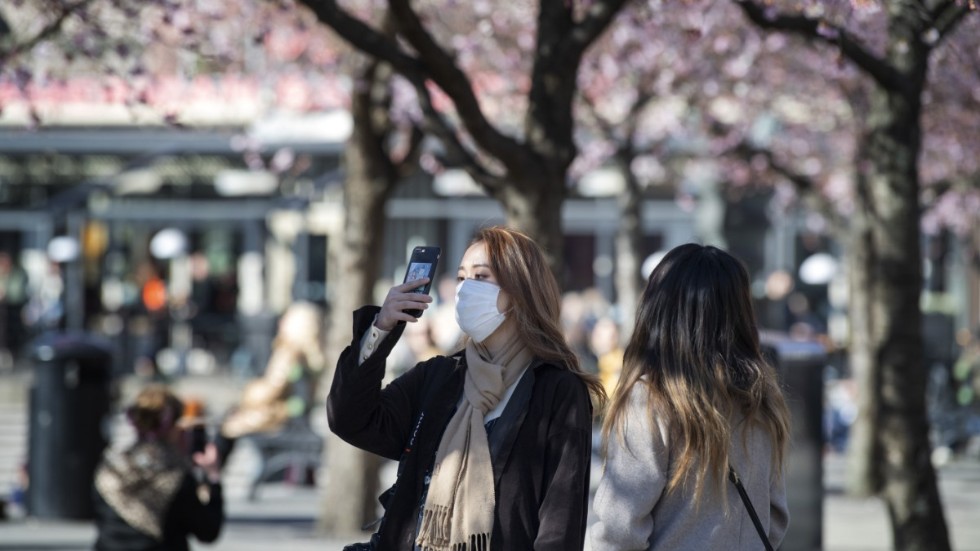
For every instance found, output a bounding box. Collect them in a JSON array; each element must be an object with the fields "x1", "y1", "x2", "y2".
[{"x1": 590, "y1": 385, "x2": 789, "y2": 551}]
